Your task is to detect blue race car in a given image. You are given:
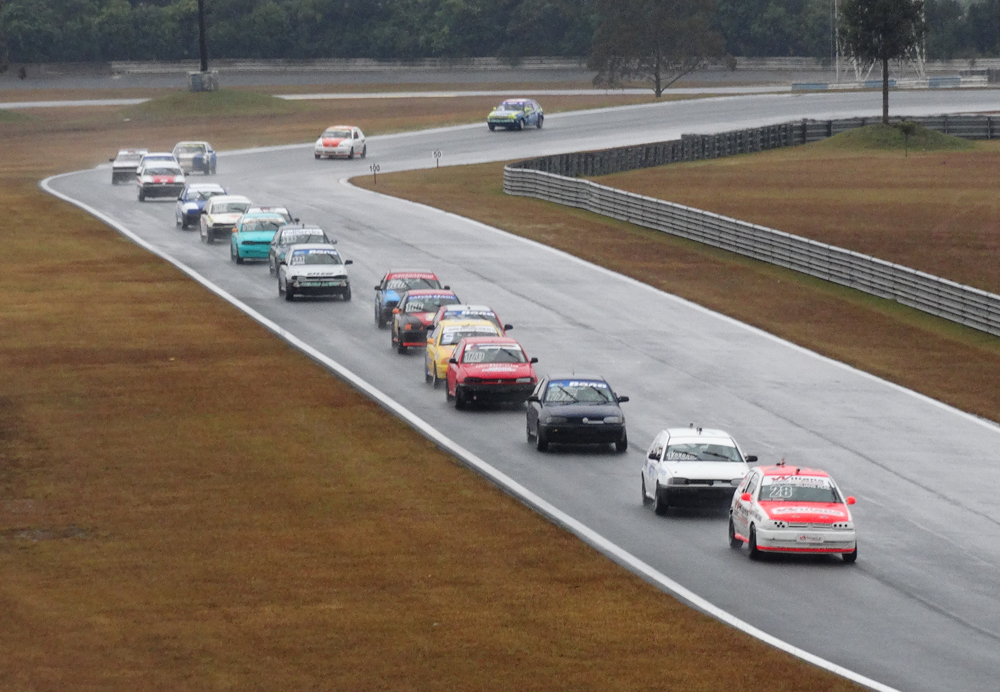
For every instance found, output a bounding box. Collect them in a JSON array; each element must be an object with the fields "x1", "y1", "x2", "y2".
[
  {"x1": 230, "y1": 212, "x2": 288, "y2": 264},
  {"x1": 175, "y1": 183, "x2": 227, "y2": 229},
  {"x1": 374, "y1": 270, "x2": 446, "y2": 328},
  {"x1": 487, "y1": 98, "x2": 544, "y2": 131}
]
